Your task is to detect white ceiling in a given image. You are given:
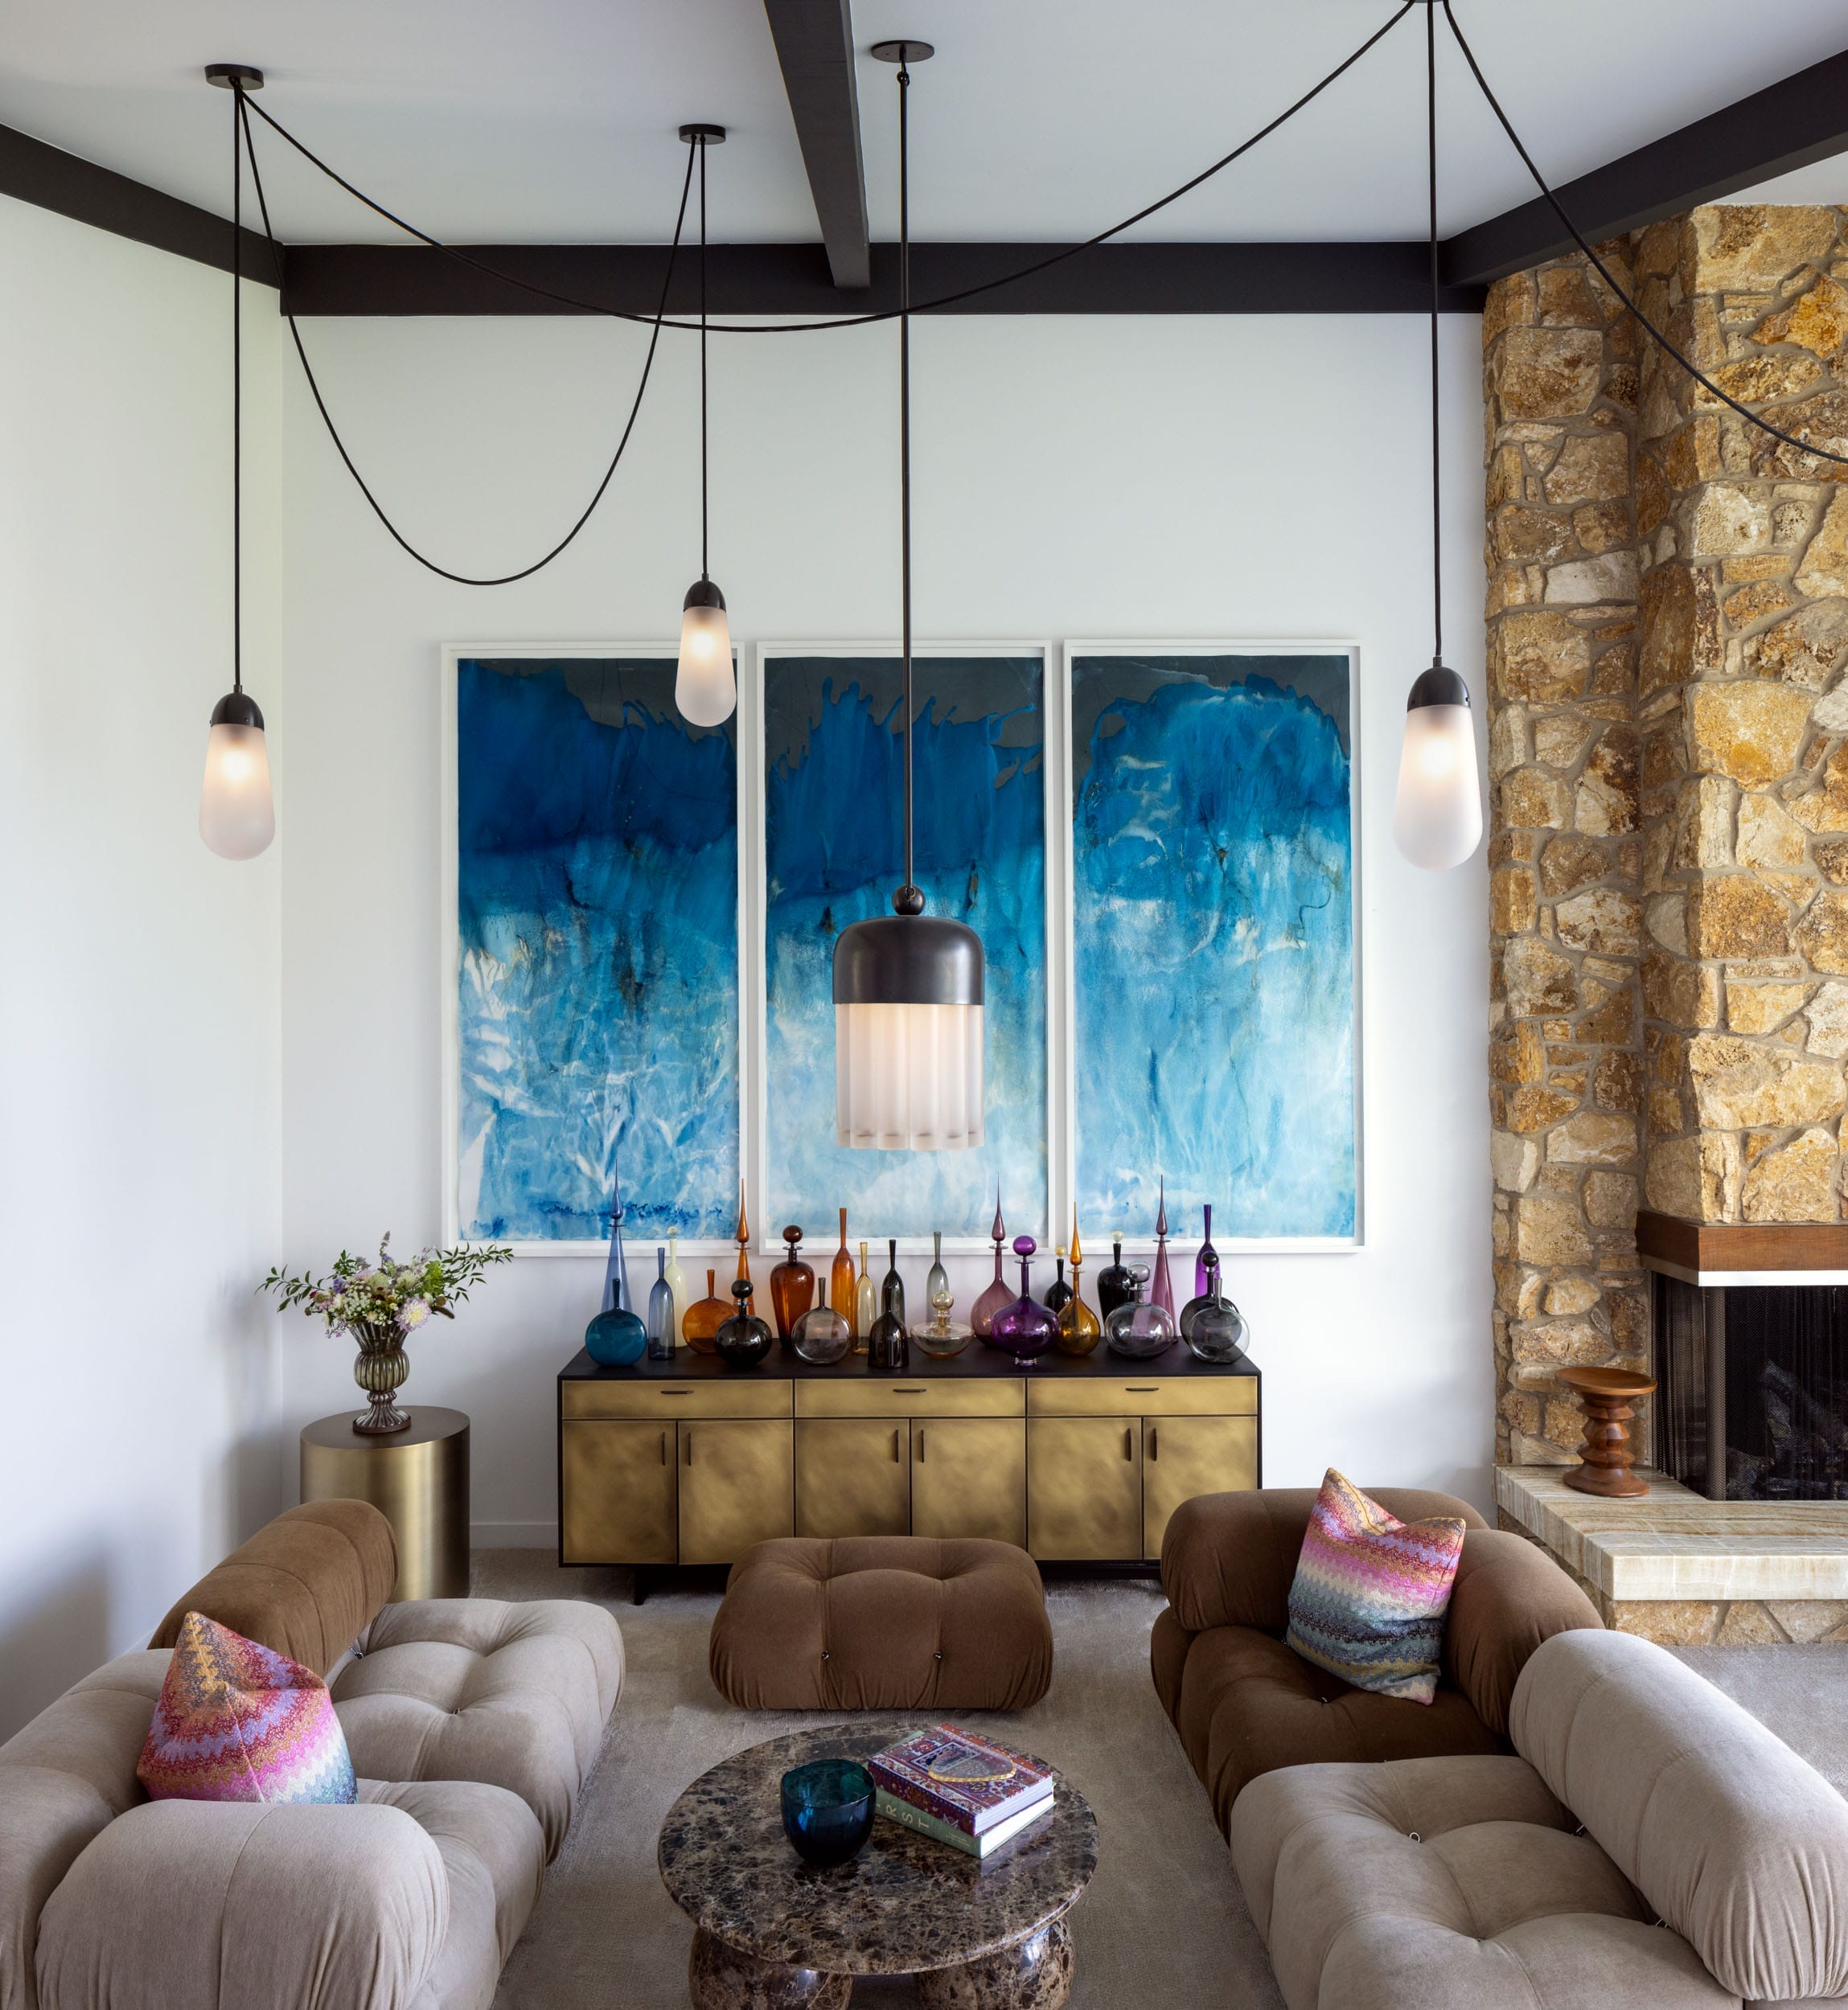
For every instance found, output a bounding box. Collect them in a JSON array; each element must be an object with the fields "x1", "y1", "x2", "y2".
[{"x1": 2, "y1": 0, "x2": 1846, "y2": 250}]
